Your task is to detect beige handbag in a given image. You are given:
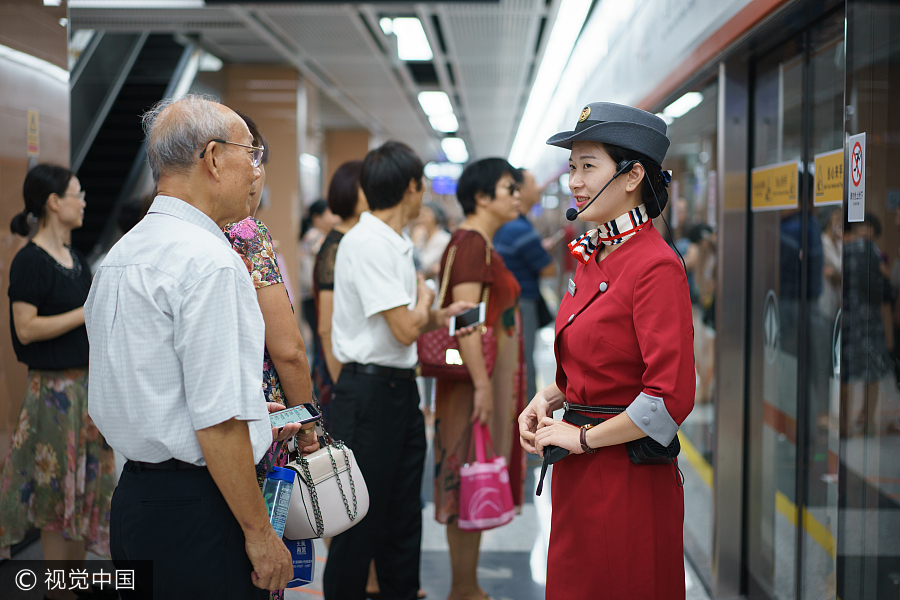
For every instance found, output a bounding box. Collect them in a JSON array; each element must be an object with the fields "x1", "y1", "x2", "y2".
[
  {"x1": 271, "y1": 392, "x2": 369, "y2": 540},
  {"x1": 282, "y1": 438, "x2": 369, "y2": 540}
]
